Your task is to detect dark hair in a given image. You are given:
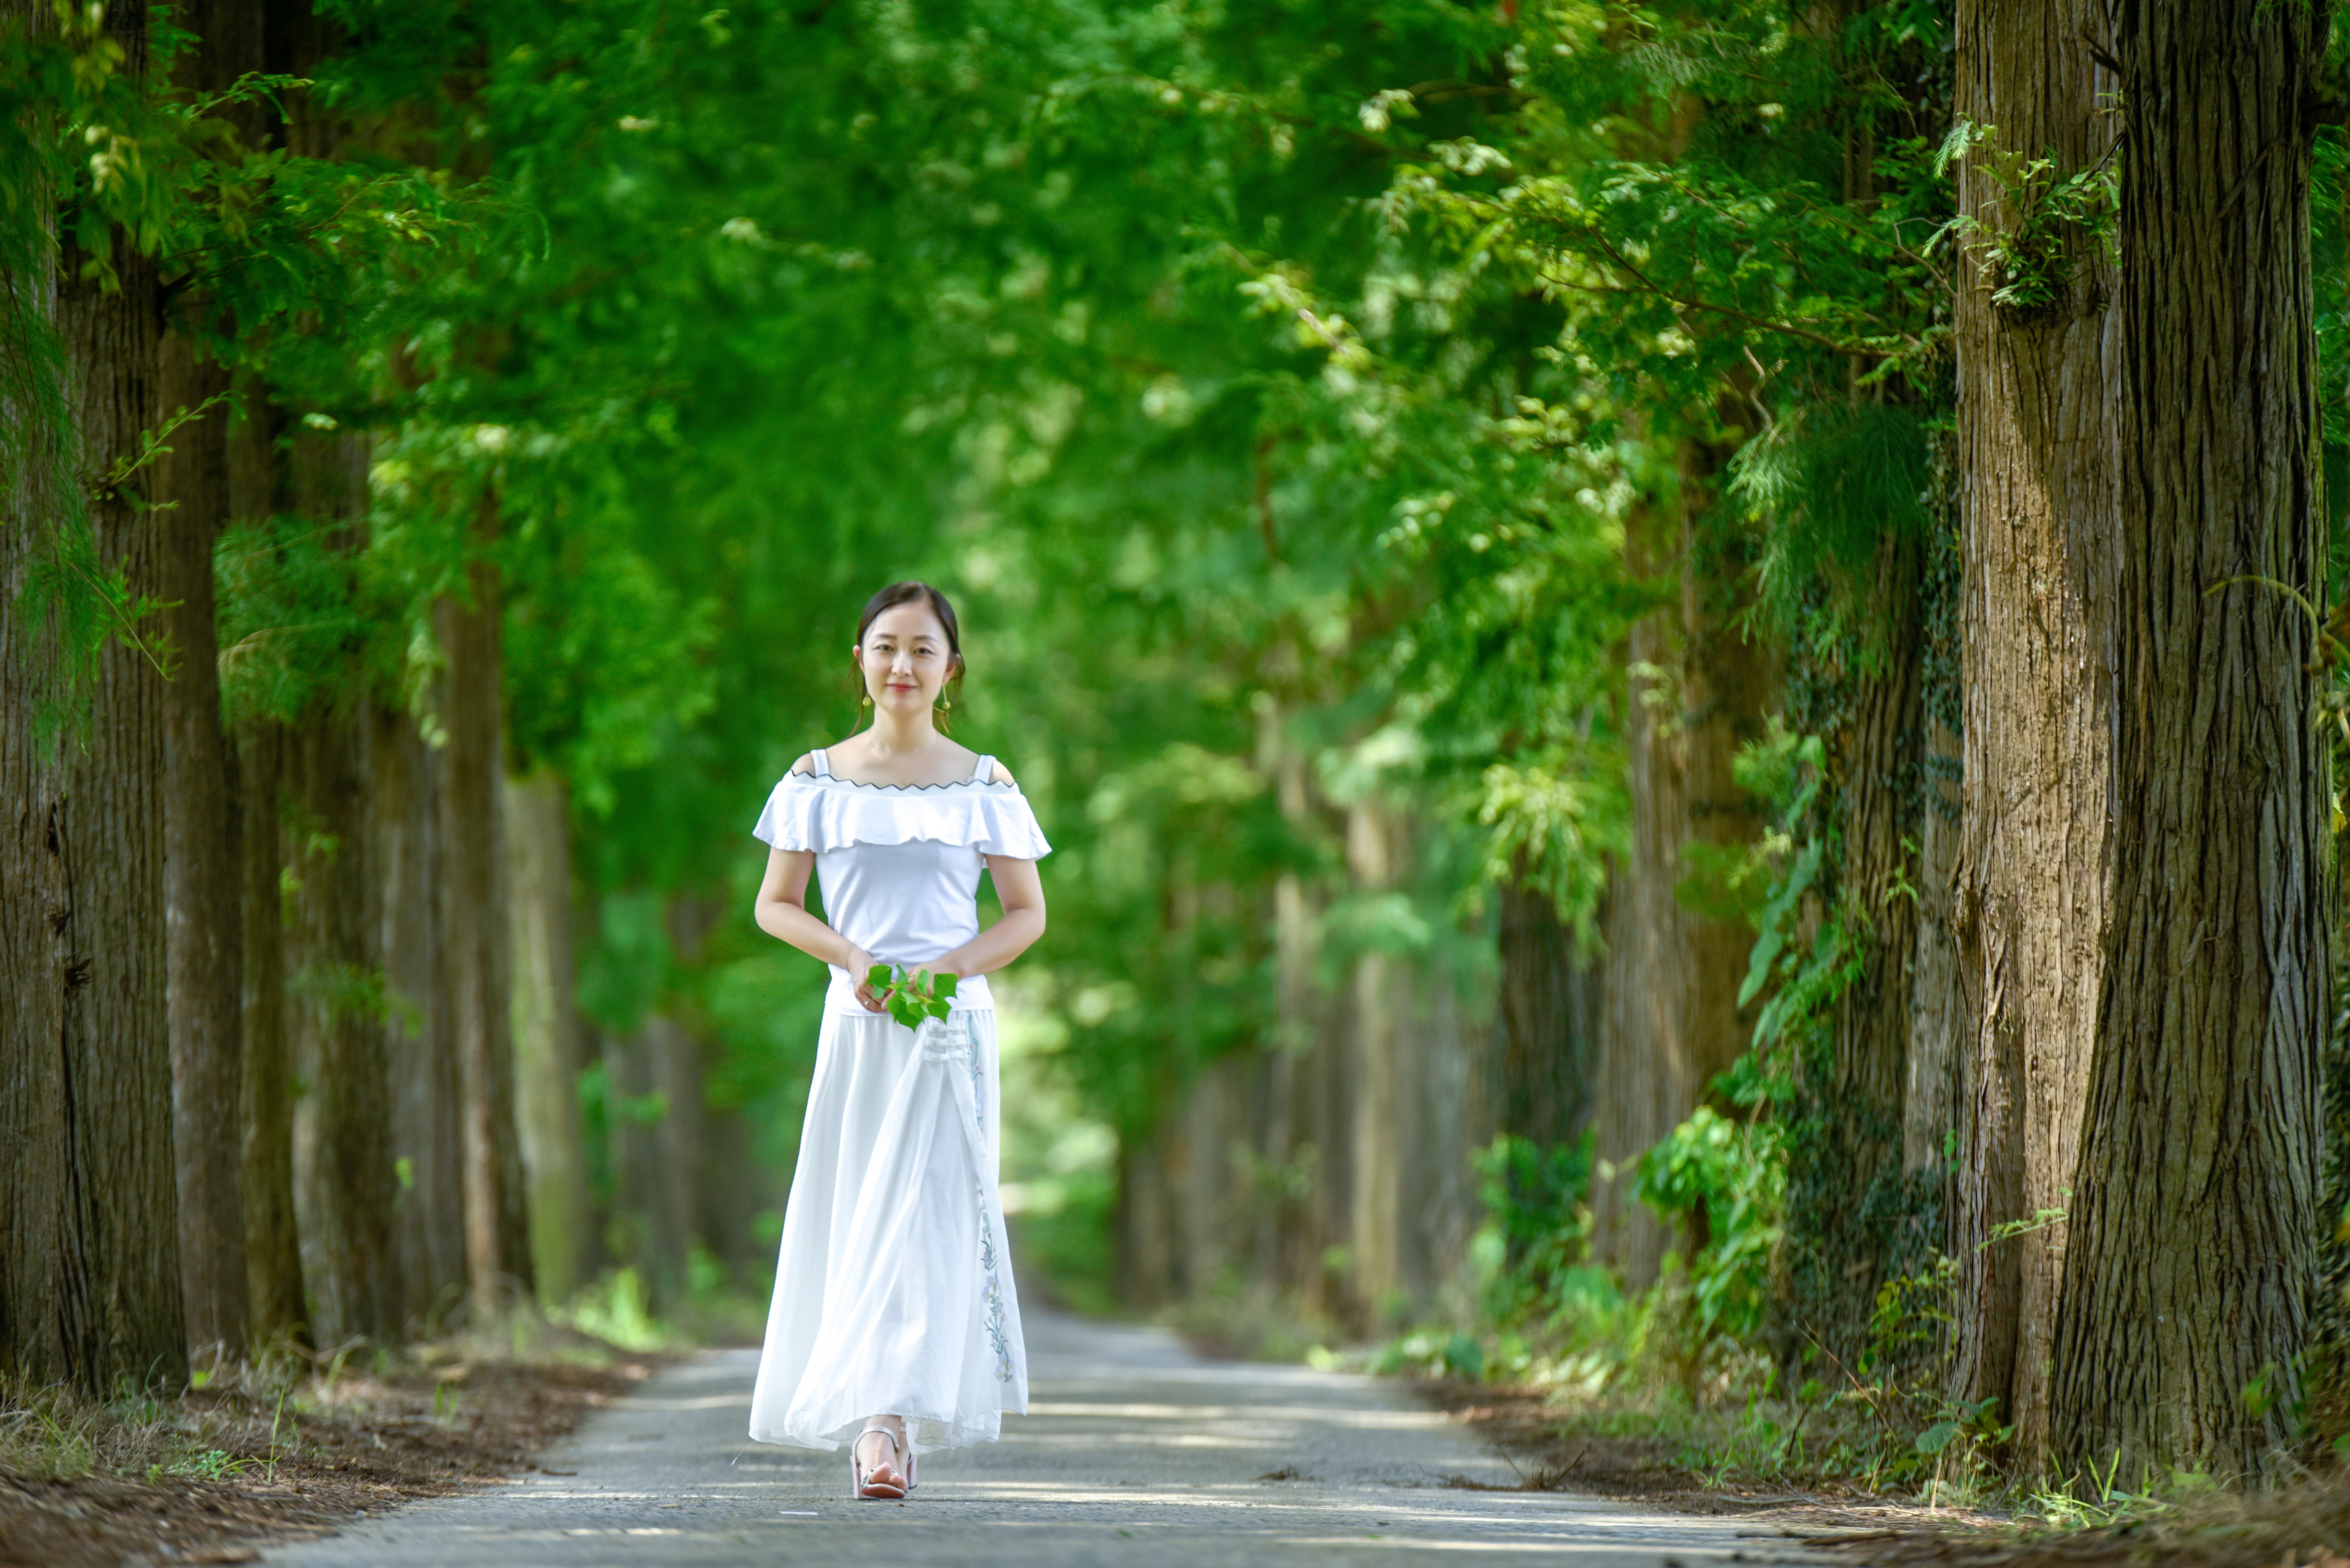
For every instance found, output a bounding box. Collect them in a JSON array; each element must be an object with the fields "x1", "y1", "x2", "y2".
[{"x1": 855, "y1": 581, "x2": 965, "y2": 722}]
